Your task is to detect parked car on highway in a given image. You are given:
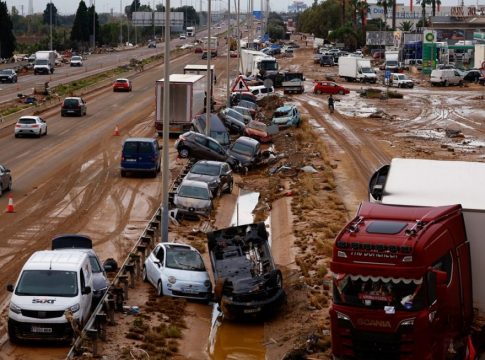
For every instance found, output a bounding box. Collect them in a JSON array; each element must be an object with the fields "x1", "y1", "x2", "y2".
[
  {"x1": 227, "y1": 136, "x2": 262, "y2": 169},
  {"x1": 430, "y1": 69, "x2": 463, "y2": 86},
  {"x1": 230, "y1": 91, "x2": 257, "y2": 106},
  {"x1": 14, "y1": 116, "x2": 47, "y2": 138},
  {"x1": 143, "y1": 242, "x2": 212, "y2": 300},
  {"x1": 313, "y1": 81, "x2": 350, "y2": 95},
  {"x1": 272, "y1": 103, "x2": 301, "y2": 128},
  {"x1": 113, "y1": 78, "x2": 132, "y2": 92},
  {"x1": 319, "y1": 55, "x2": 334, "y2": 67},
  {"x1": 244, "y1": 120, "x2": 272, "y2": 143},
  {"x1": 463, "y1": 69, "x2": 482, "y2": 82},
  {"x1": 191, "y1": 113, "x2": 230, "y2": 148},
  {"x1": 0, "y1": 164, "x2": 12, "y2": 197},
  {"x1": 184, "y1": 160, "x2": 233, "y2": 197},
  {"x1": 175, "y1": 131, "x2": 241, "y2": 171},
  {"x1": 120, "y1": 137, "x2": 161, "y2": 177},
  {"x1": 70, "y1": 56, "x2": 83, "y2": 67},
  {"x1": 249, "y1": 85, "x2": 275, "y2": 101},
  {"x1": 61, "y1": 97, "x2": 87, "y2": 117},
  {"x1": 179, "y1": 34, "x2": 186, "y2": 40},
  {"x1": 232, "y1": 105, "x2": 255, "y2": 119},
  {"x1": 51, "y1": 234, "x2": 109, "y2": 309},
  {"x1": 0, "y1": 69, "x2": 18, "y2": 83},
  {"x1": 219, "y1": 108, "x2": 248, "y2": 134},
  {"x1": 173, "y1": 179, "x2": 213, "y2": 218}
]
